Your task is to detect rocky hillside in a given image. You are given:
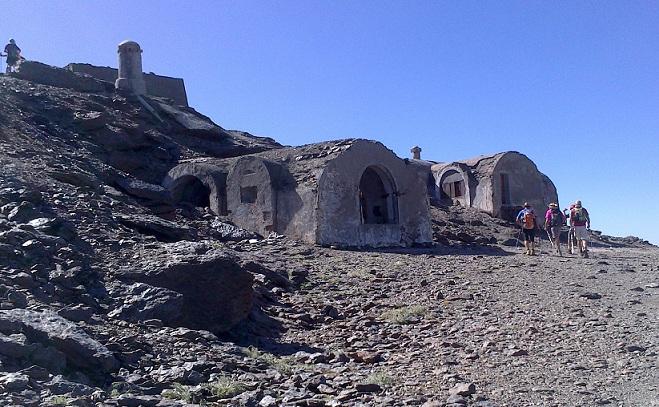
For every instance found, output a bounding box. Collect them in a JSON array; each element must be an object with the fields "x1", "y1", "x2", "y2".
[{"x1": 0, "y1": 70, "x2": 657, "y2": 407}]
